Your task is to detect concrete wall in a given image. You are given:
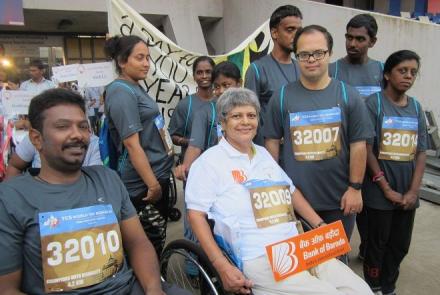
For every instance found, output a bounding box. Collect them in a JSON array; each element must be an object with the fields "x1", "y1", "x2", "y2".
[
  {"x1": 22, "y1": 0, "x2": 224, "y2": 53},
  {"x1": 17, "y1": 0, "x2": 440, "y2": 120},
  {"x1": 222, "y1": 0, "x2": 440, "y2": 121}
]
